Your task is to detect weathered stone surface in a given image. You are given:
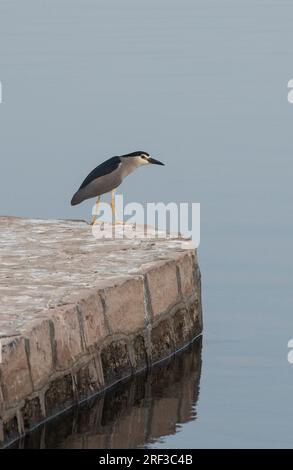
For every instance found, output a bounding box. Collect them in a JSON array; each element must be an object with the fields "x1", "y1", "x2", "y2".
[
  {"x1": 151, "y1": 319, "x2": 175, "y2": 362},
  {"x1": 132, "y1": 335, "x2": 148, "y2": 370},
  {"x1": 101, "y1": 276, "x2": 145, "y2": 334},
  {"x1": 101, "y1": 340, "x2": 132, "y2": 384},
  {"x1": 188, "y1": 298, "x2": 203, "y2": 336},
  {"x1": 21, "y1": 397, "x2": 43, "y2": 431},
  {"x1": 143, "y1": 261, "x2": 180, "y2": 317},
  {"x1": 7, "y1": 338, "x2": 202, "y2": 449},
  {"x1": 45, "y1": 374, "x2": 74, "y2": 416},
  {"x1": 74, "y1": 290, "x2": 108, "y2": 349},
  {"x1": 0, "y1": 217, "x2": 202, "y2": 446},
  {"x1": 0, "y1": 383, "x2": 4, "y2": 412},
  {"x1": 75, "y1": 359, "x2": 102, "y2": 400},
  {"x1": 48, "y1": 305, "x2": 84, "y2": 370},
  {"x1": 173, "y1": 309, "x2": 190, "y2": 348},
  {"x1": 21, "y1": 319, "x2": 54, "y2": 390},
  {"x1": 0, "y1": 336, "x2": 33, "y2": 407},
  {"x1": 175, "y1": 252, "x2": 197, "y2": 298},
  {"x1": 0, "y1": 217, "x2": 190, "y2": 333}
]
